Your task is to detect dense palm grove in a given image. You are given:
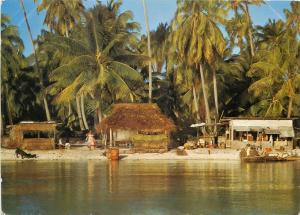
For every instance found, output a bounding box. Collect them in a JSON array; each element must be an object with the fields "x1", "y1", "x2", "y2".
[{"x1": 1, "y1": 0, "x2": 300, "y2": 137}]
